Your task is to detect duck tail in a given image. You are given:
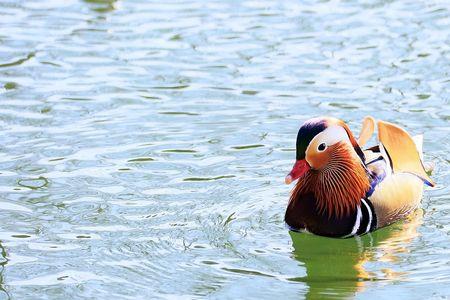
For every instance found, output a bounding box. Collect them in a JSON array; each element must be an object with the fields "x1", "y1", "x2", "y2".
[{"x1": 412, "y1": 134, "x2": 434, "y2": 174}]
